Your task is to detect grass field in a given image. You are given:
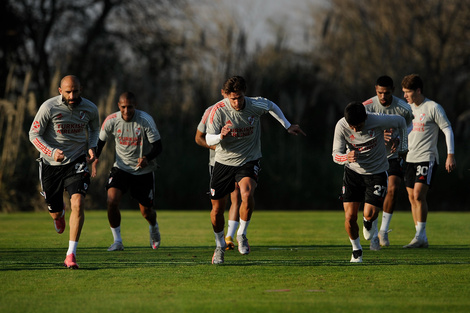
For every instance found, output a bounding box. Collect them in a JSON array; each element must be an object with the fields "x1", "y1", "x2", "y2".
[{"x1": 1, "y1": 210, "x2": 469, "y2": 313}]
